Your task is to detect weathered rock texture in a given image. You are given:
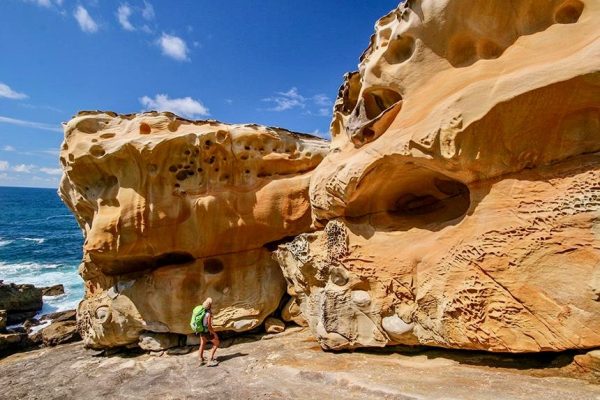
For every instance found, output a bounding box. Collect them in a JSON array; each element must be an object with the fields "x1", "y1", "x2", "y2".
[
  {"x1": 59, "y1": 112, "x2": 328, "y2": 348},
  {"x1": 277, "y1": 0, "x2": 600, "y2": 352}
]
